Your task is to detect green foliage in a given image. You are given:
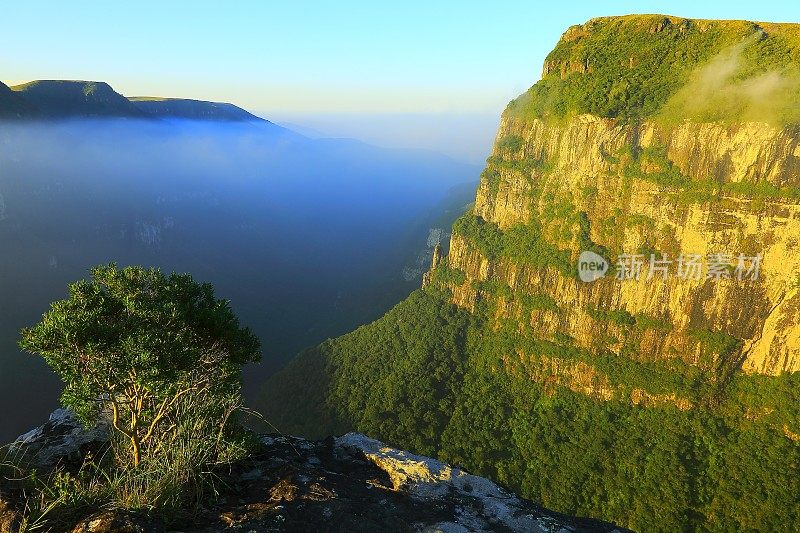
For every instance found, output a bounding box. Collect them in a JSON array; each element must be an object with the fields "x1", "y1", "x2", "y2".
[
  {"x1": 577, "y1": 211, "x2": 610, "y2": 260},
  {"x1": 432, "y1": 265, "x2": 467, "y2": 285},
  {"x1": 502, "y1": 222, "x2": 573, "y2": 276},
  {"x1": 621, "y1": 145, "x2": 691, "y2": 189},
  {"x1": 625, "y1": 213, "x2": 656, "y2": 229},
  {"x1": 8, "y1": 265, "x2": 263, "y2": 529},
  {"x1": 634, "y1": 313, "x2": 673, "y2": 332},
  {"x1": 497, "y1": 134, "x2": 523, "y2": 153},
  {"x1": 19, "y1": 264, "x2": 261, "y2": 467},
  {"x1": 263, "y1": 289, "x2": 474, "y2": 455},
  {"x1": 451, "y1": 212, "x2": 504, "y2": 259},
  {"x1": 519, "y1": 293, "x2": 559, "y2": 313},
  {"x1": 452, "y1": 213, "x2": 573, "y2": 277},
  {"x1": 266, "y1": 284, "x2": 800, "y2": 531},
  {"x1": 723, "y1": 180, "x2": 800, "y2": 200},
  {"x1": 506, "y1": 17, "x2": 730, "y2": 121},
  {"x1": 505, "y1": 16, "x2": 800, "y2": 124},
  {"x1": 552, "y1": 332, "x2": 574, "y2": 345},
  {"x1": 674, "y1": 180, "x2": 721, "y2": 204},
  {"x1": 473, "y1": 279, "x2": 513, "y2": 299},
  {"x1": 481, "y1": 166, "x2": 502, "y2": 196},
  {"x1": 689, "y1": 328, "x2": 741, "y2": 356},
  {"x1": 637, "y1": 146, "x2": 691, "y2": 187},
  {"x1": 586, "y1": 305, "x2": 636, "y2": 327}
]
